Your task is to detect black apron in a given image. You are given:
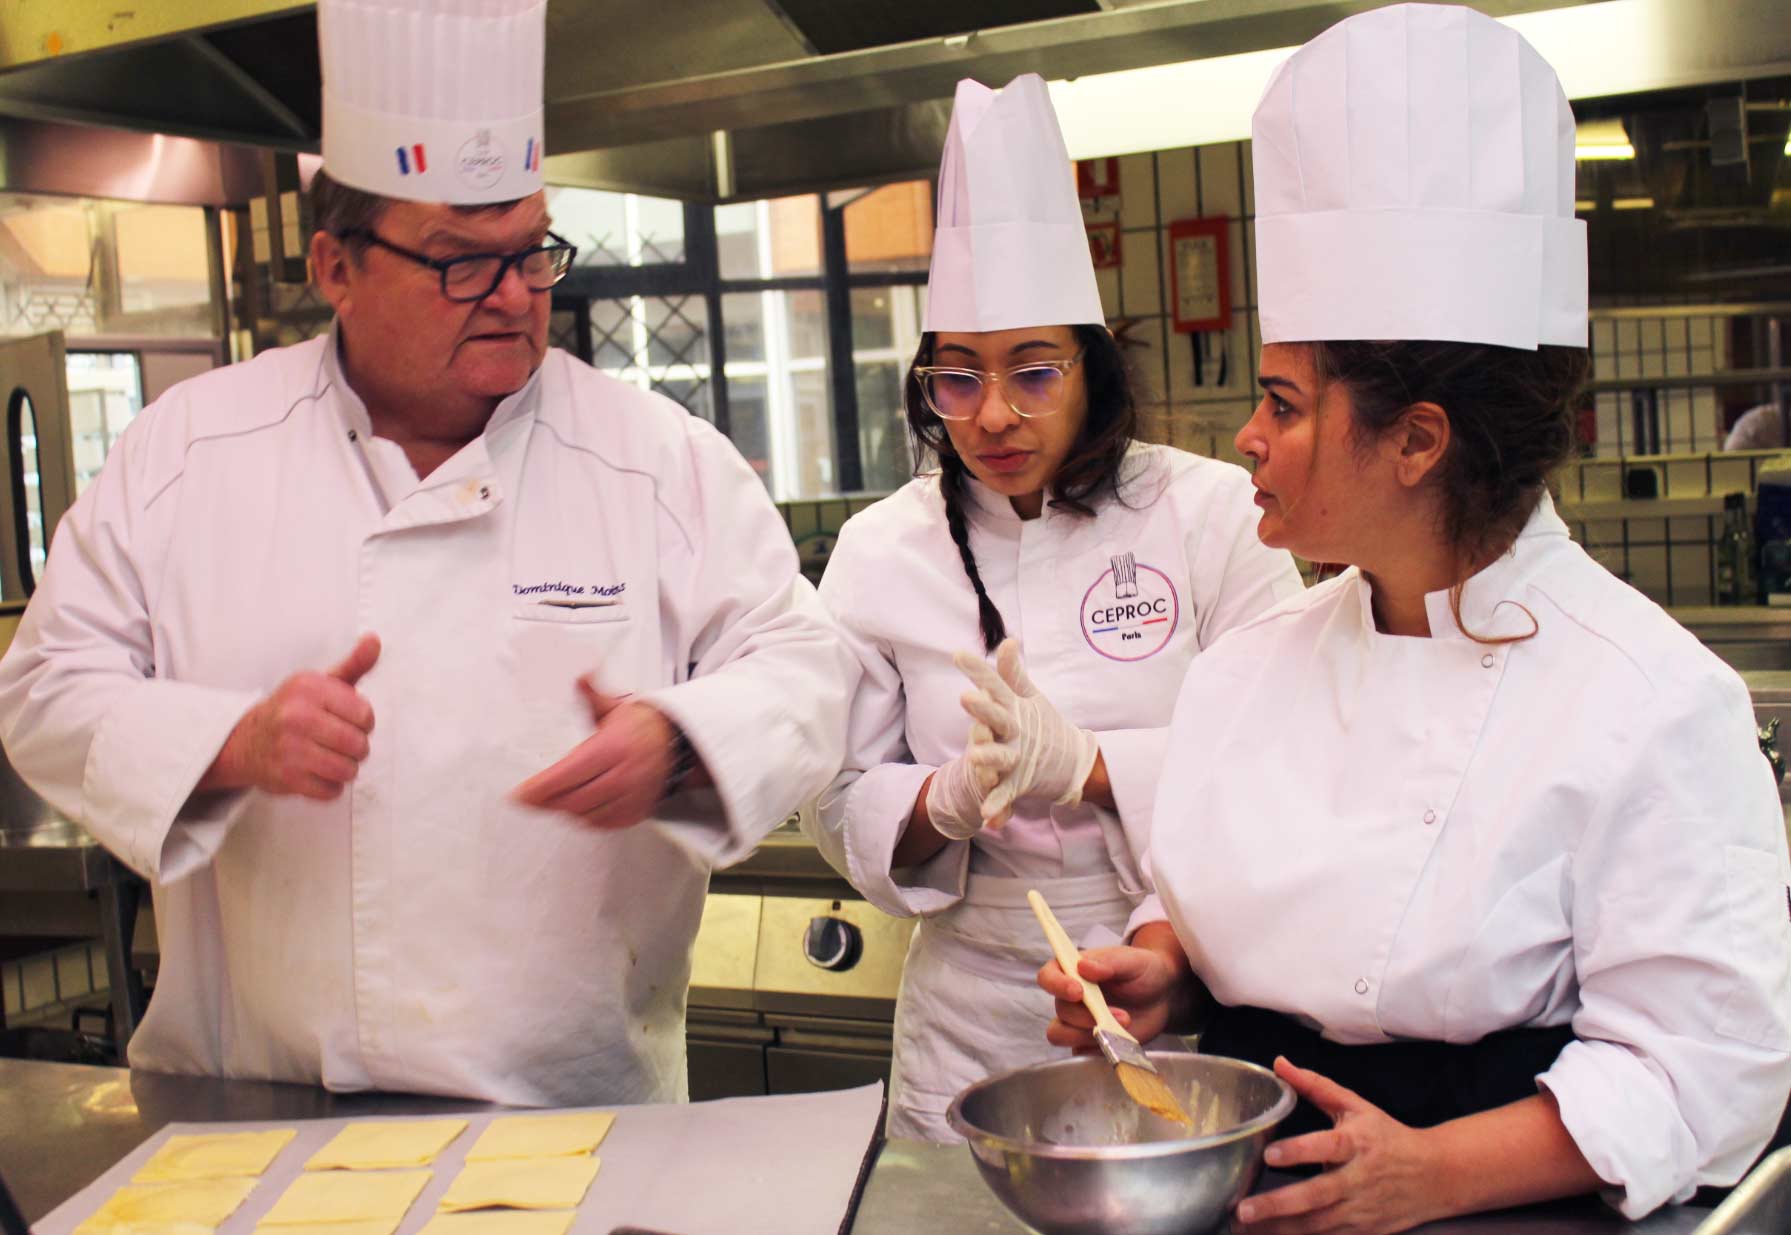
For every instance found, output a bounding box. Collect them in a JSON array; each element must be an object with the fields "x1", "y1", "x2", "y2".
[
  {"x1": 1199, "y1": 1004, "x2": 1577, "y2": 1140},
  {"x1": 1201, "y1": 1003, "x2": 1791, "y2": 1203}
]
